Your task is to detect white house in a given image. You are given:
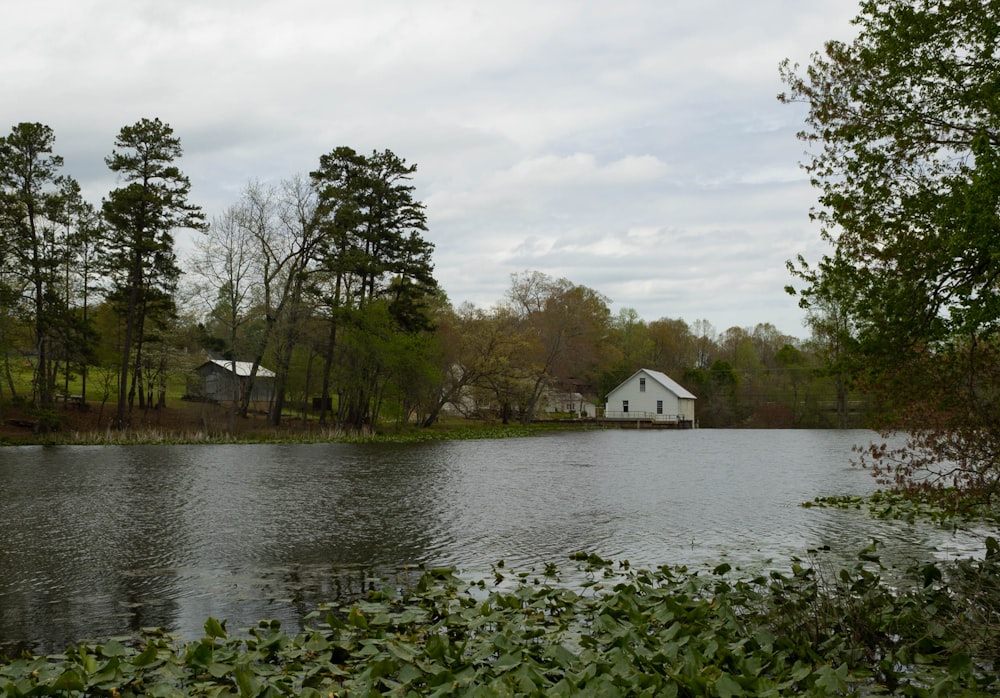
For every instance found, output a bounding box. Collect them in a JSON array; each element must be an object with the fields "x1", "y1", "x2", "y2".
[
  {"x1": 544, "y1": 391, "x2": 599, "y2": 418},
  {"x1": 604, "y1": 368, "x2": 696, "y2": 424},
  {"x1": 194, "y1": 360, "x2": 276, "y2": 406}
]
